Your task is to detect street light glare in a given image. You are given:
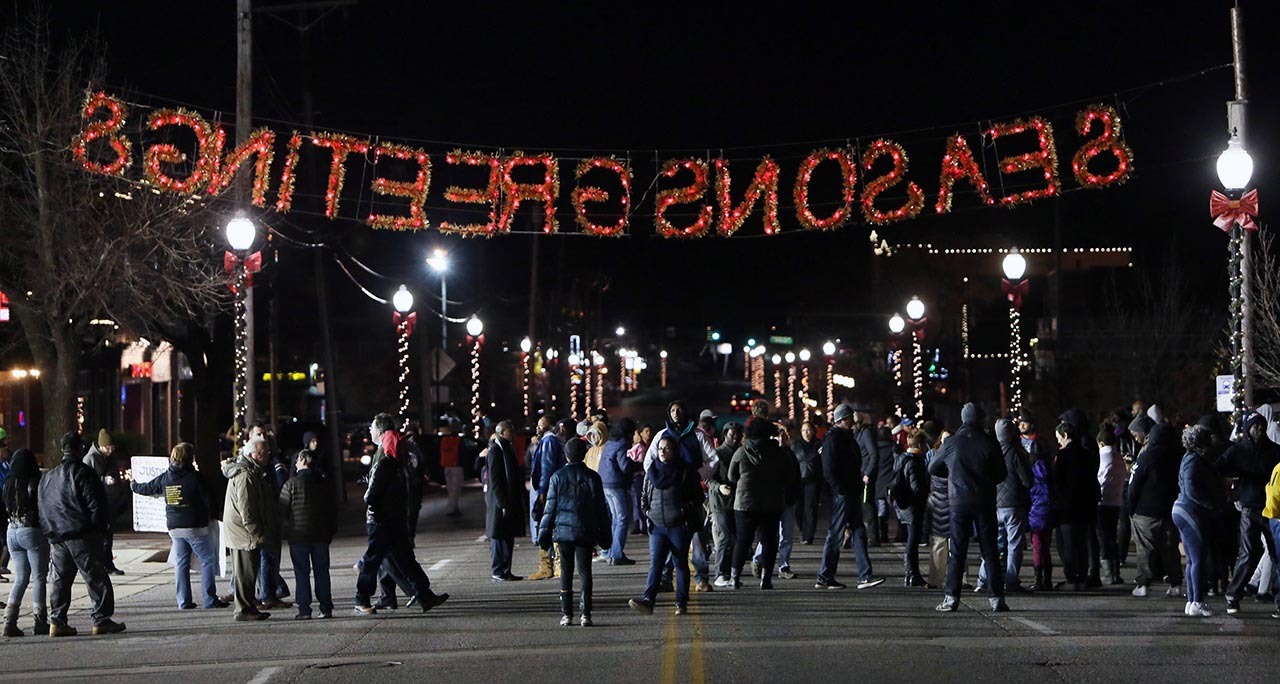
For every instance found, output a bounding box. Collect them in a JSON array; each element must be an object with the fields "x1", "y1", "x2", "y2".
[
  {"x1": 1002, "y1": 249, "x2": 1027, "y2": 280},
  {"x1": 520, "y1": 337, "x2": 532, "y2": 353},
  {"x1": 747, "y1": 338, "x2": 757, "y2": 347},
  {"x1": 1217, "y1": 137, "x2": 1254, "y2": 190},
  {"x1": 616, "y1": 326, "x2": 626, "y2": 336},
  {"x1": 426, "y1": 248, "x2": 449, "y2": 273},
  {"x1": 889, "y1": 313, "x2": 906, "y2": 334},
  {"x1": 660, "y1": 350, "x2": 668, "y2": 359},
  {"x1": 822, "y1": 341, "x2": 836, "y2": 356},
  {"x1": 225, "y1": 216, "x2": 256, "y2": 251},
  {"x1": 785, "y1": 352, "x2": 796, "y2": 363},
  {"x1": 906, "y1": 296, "x2": 926, "y2": 321},
  {"x1": 466, "y1": 315, "x2": 483, "y2": 337},
  {"x1": 771, "y1": 354, "x2": 782, "y2": 365},
  {"x1": 392, "y1": 285, "x2": 414, "y2": 313},
  {"x1": 799, "y1": 349, "x2": 811, "y2": 362}
]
